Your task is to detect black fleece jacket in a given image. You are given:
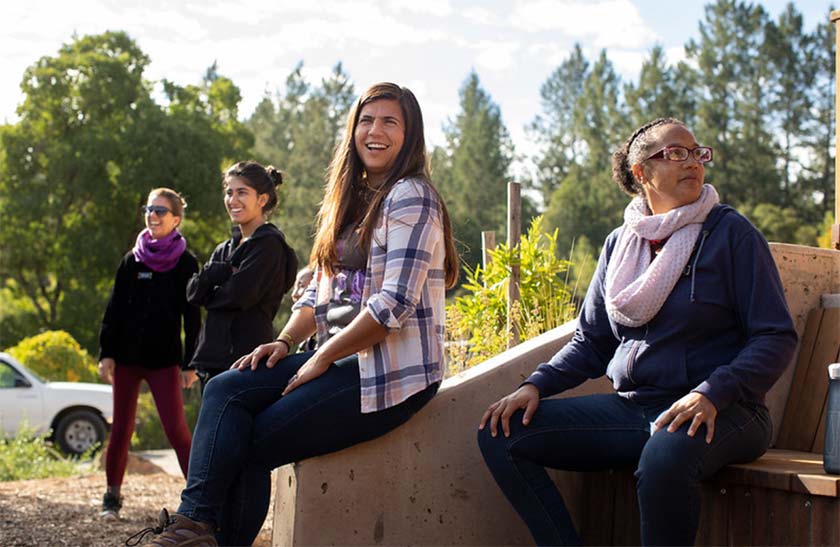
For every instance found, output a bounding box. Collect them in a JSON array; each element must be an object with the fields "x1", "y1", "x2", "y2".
[
  {"x1": 99, "y1": 251, "x2": 201, "y2": 369},
  {"x1": 187, "y1": 223, "x2": 298, "y2": 372}
]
